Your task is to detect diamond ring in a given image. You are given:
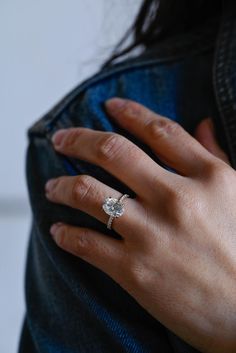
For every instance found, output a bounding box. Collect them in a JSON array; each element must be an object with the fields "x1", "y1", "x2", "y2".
[{"x1": 102, "y1": 194, "x2": 130, "y2": 230}]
